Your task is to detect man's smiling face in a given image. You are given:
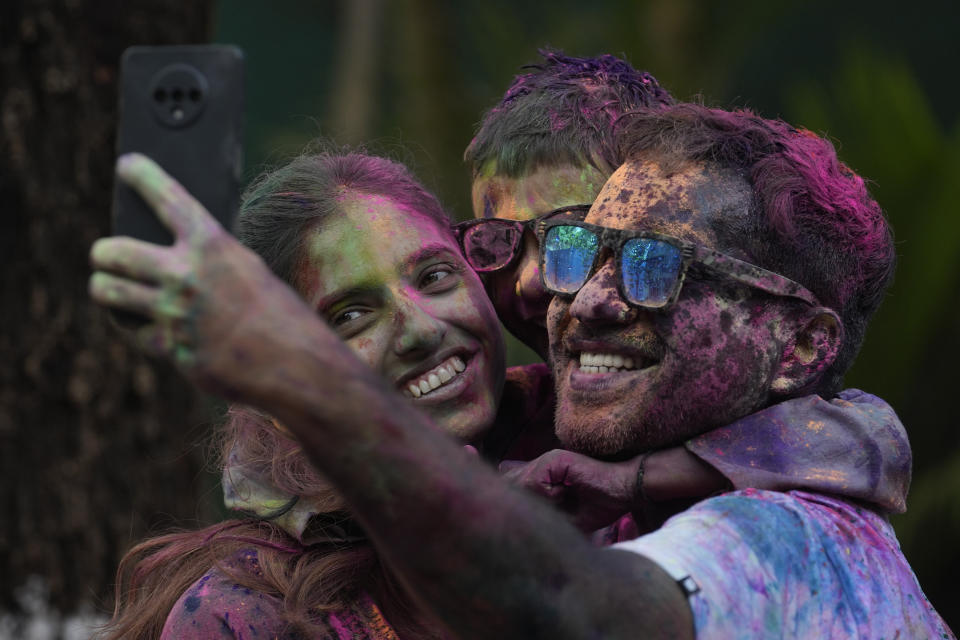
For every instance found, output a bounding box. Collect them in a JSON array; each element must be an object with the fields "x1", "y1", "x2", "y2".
[{"x1": 548, "y1": 157, "x2": 798, "y2": 457}]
